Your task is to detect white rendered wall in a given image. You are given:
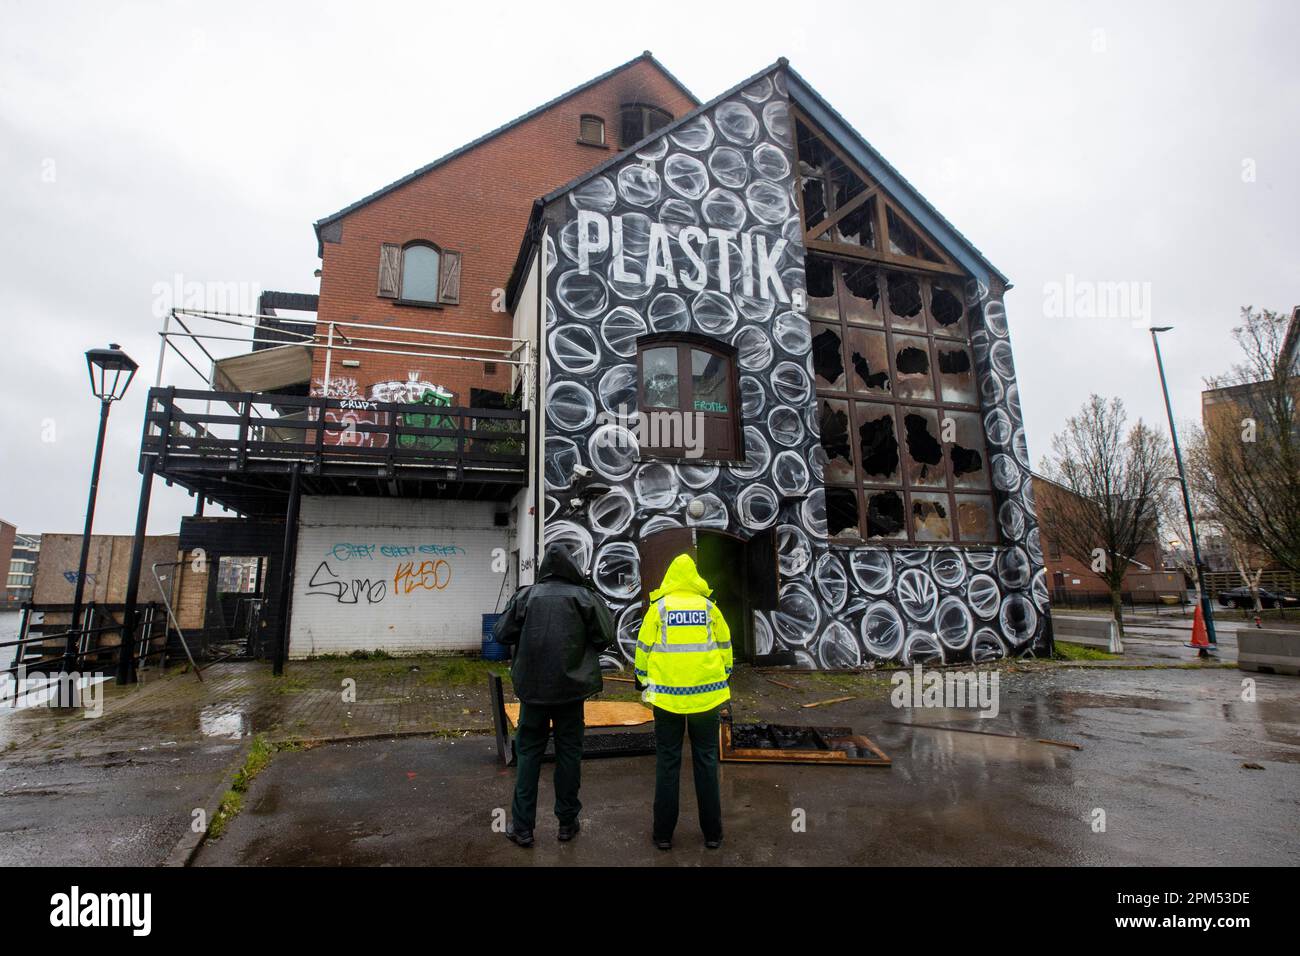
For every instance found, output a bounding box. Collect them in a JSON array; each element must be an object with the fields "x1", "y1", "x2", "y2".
[{"x1": 288, "y1": 497, "x2": 515, "y2": 658}]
